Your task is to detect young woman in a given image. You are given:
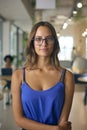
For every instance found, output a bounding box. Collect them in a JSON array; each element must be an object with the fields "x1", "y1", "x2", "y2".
[{"x1": 11, "y1": 21, "x2": 75, "y2": 130}]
